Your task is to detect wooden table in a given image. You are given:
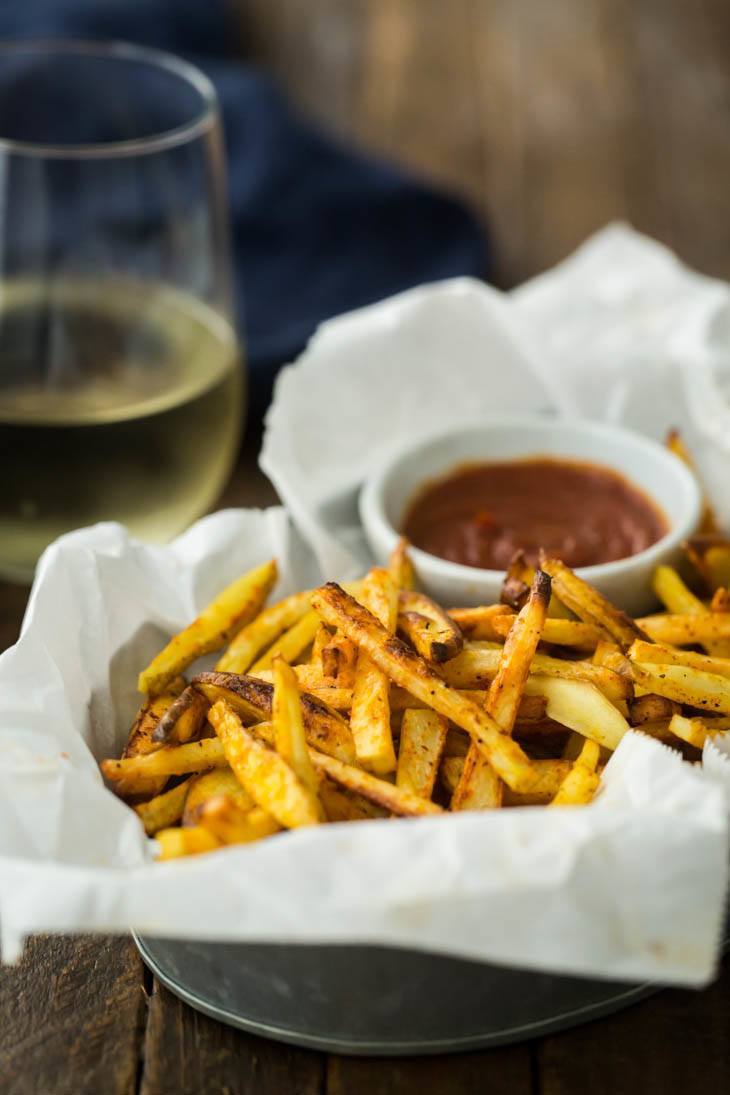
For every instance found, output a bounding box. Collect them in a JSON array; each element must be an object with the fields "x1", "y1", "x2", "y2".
[{"x1": 4, "y1": 1, "x2": 730, "y2": 1089}]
